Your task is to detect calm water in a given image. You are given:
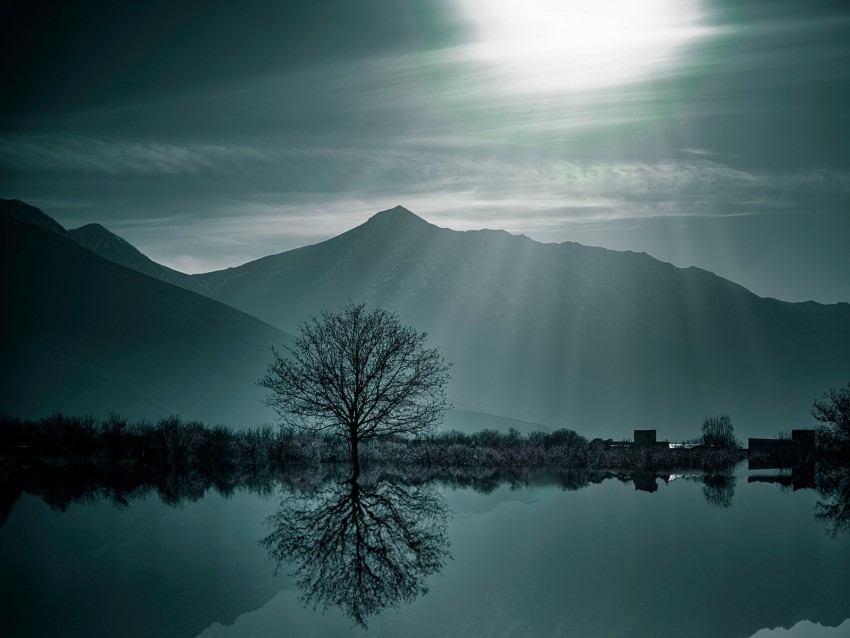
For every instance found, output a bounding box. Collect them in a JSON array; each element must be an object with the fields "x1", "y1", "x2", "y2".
[{"x1": 2, "y1": 466, "x2": 849, "y2": 638}]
